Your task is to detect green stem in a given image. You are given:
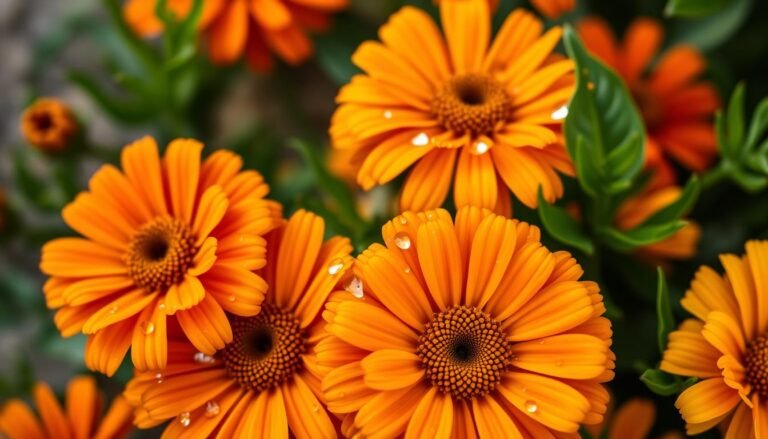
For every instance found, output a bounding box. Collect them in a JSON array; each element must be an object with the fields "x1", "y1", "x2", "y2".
[{"x1": 700, "y1": 162, "x2": 730, "y2": 189}]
